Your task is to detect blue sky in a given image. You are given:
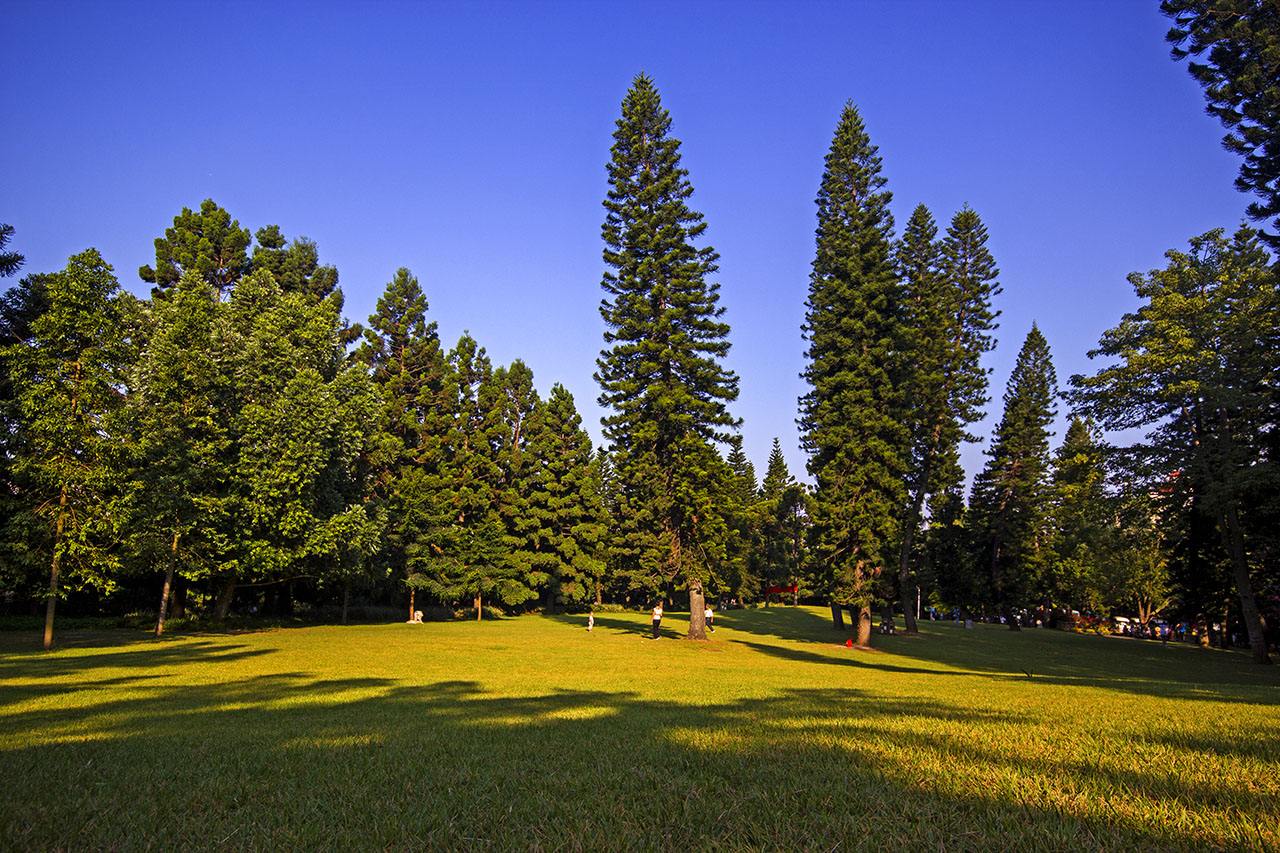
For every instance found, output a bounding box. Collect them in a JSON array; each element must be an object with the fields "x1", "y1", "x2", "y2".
[{"x1": 2, "y1": 0, "x2": 1249, "y2": 484}]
